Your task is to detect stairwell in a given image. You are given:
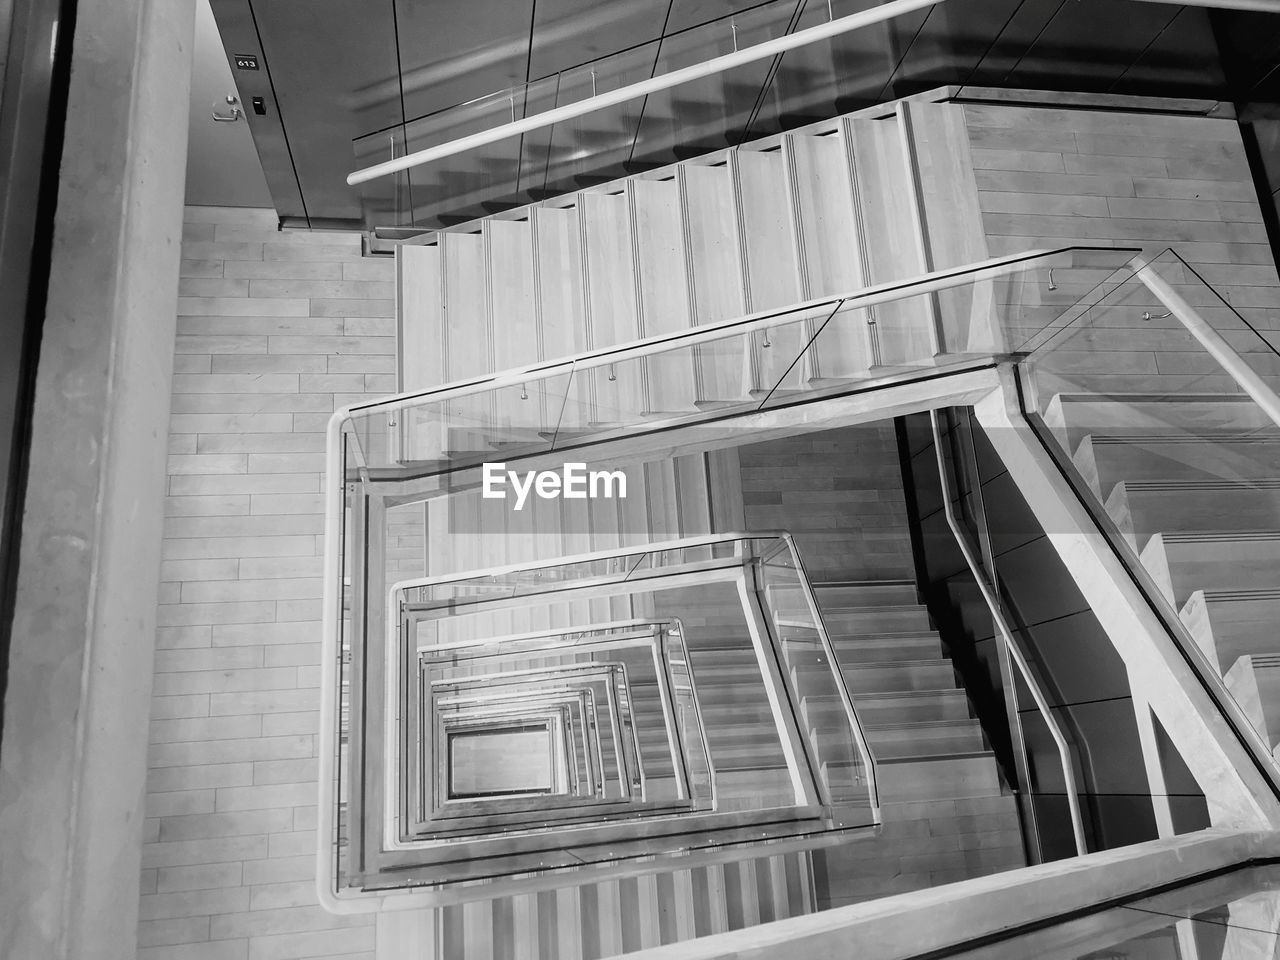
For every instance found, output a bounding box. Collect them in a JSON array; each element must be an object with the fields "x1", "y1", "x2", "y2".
[
  {"x1": 736, "y1": 424, "x2": 1025, "y2": 906},
  {"x1": 389, "y1": 94, "x2": 1032, "y2": 947}
]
